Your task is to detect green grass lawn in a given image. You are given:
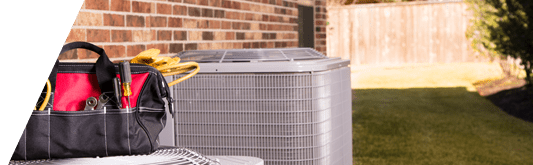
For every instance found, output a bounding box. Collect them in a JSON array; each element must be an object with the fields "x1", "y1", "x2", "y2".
[{"x1": 352, "y1": 87, "x2": 533, "y2": 165}]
